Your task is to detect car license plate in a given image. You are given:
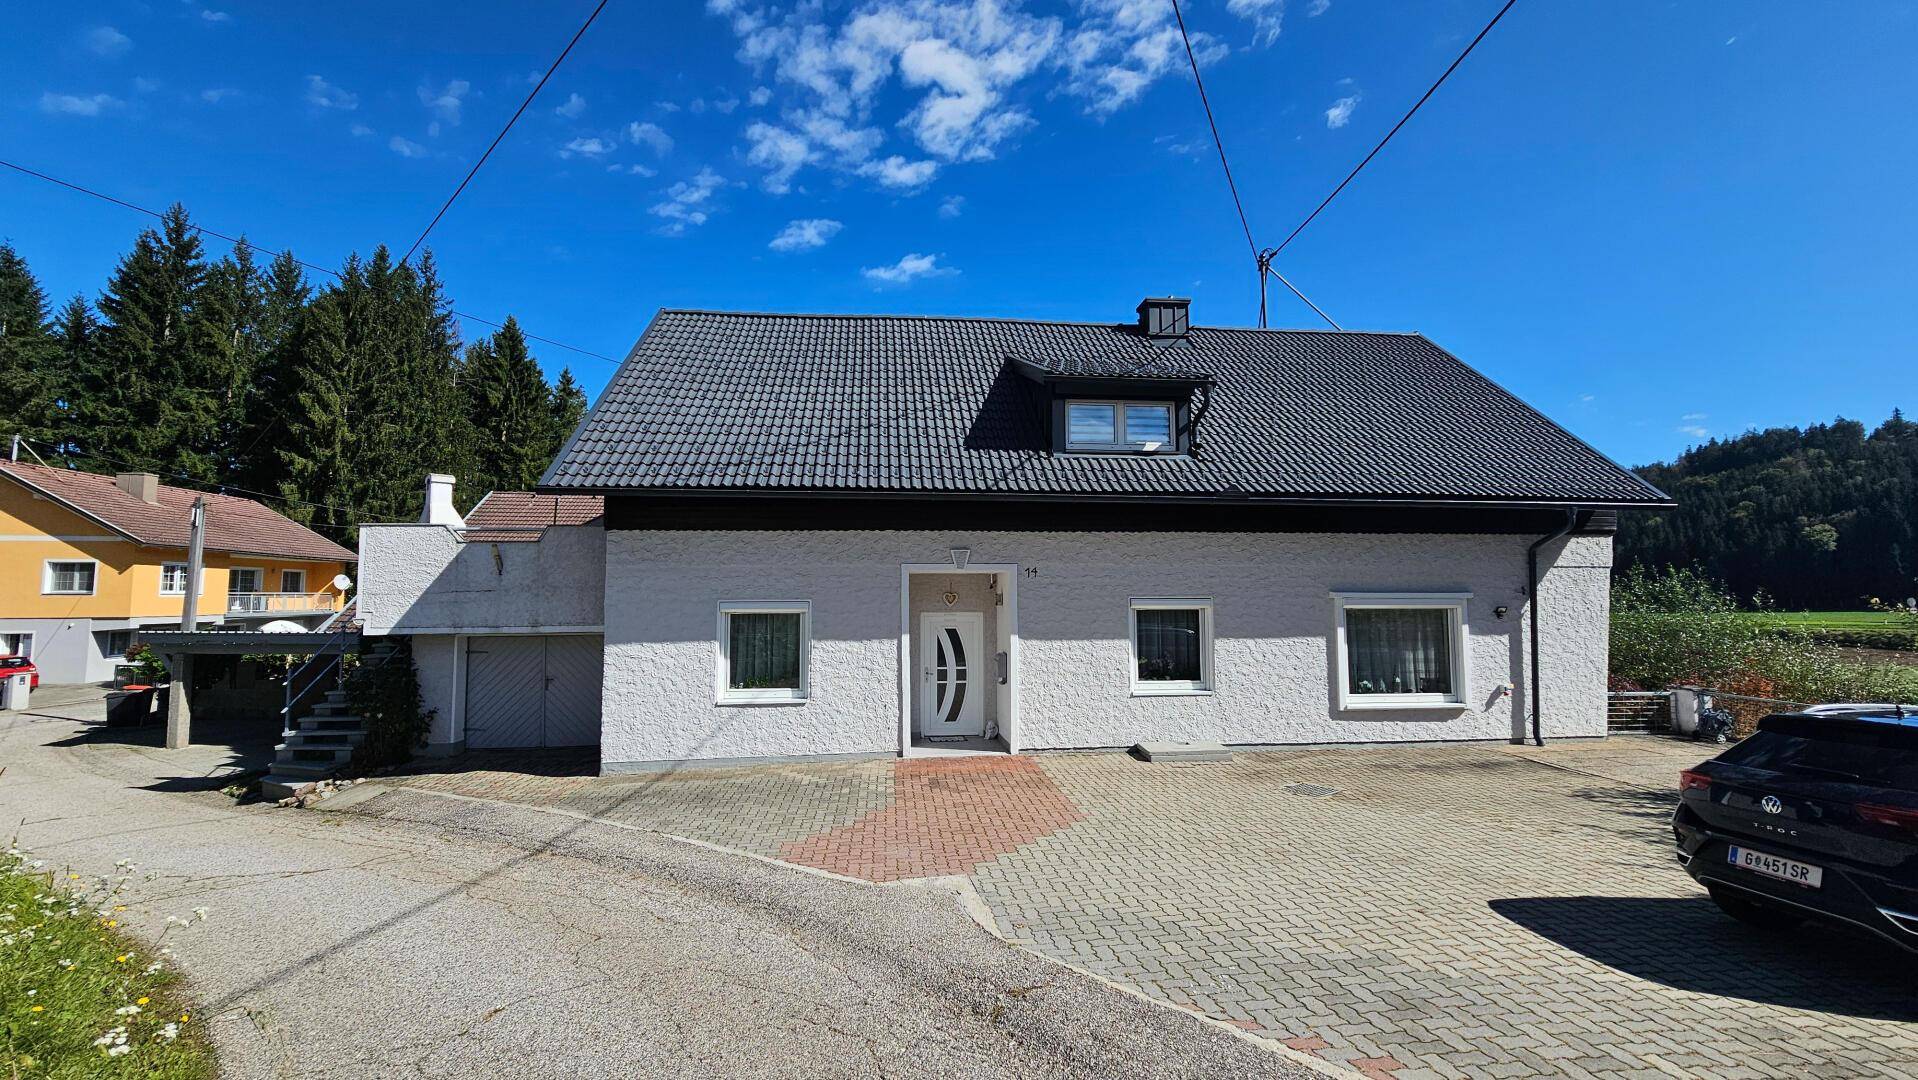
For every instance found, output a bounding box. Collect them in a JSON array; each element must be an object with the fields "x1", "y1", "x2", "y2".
[{"x1": 1727, "y1": 845, "x2": 1823, "y2": 888}]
